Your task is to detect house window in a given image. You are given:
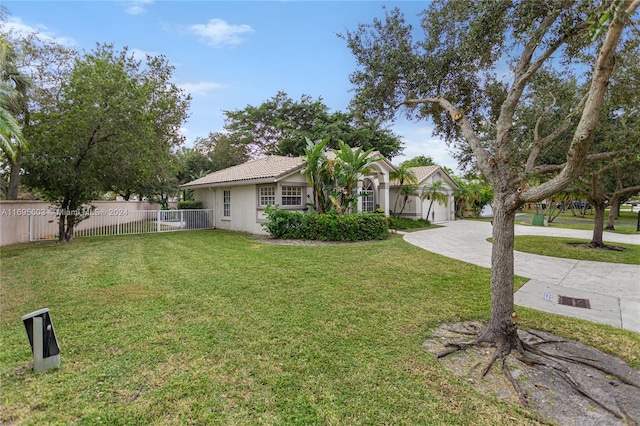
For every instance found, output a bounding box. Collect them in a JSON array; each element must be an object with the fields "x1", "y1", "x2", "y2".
[
  {"x1": 281, "y1": 186, "x2": 302, "y2": 206},
  {"x1": 361, "y1": 178, "x2": 375, "y2": 212},
  {"x1": 259, "y1": 186, "x2": 276, "y2": 206},
  {"x1": 223, "y1": 190, "x2": 231, "y2": 217}
]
